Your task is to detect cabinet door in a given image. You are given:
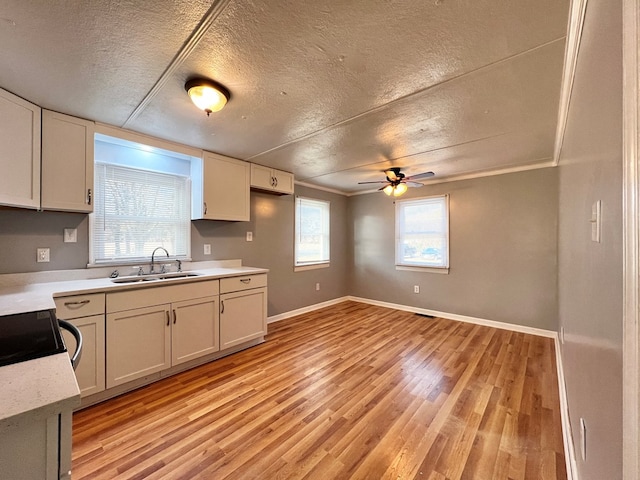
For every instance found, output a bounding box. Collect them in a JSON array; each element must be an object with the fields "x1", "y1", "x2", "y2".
[
  {"x1": 0, "y1": 413, "x2": 62, "y2": 480},
  {"x1": 0, "y1": 88, "x2": 41, "y2": 209},
  {"x1": 60, "y1": 315, "x2": 105, "y2": 397},
  {"x1": 171, "y1": 295, "x2": 219, "y2": 366},
  {"x1": 220, "y1": 287, "x2": 267, "y2": 350},
  {"x1": 41, "y1": 110, "x2": 95, "y2": 212},
  {"x1": 106, "y1": 304, "x2": 171, "y2": 388},
  {"x1": 272, "y1": 169, "x2": 295, "y2": 194},
  {"x1": 250, "y1": 163, "x2": 274, "y2": 190},
  {"x1": 200, "y1": 152, "x2": 250, "y2": 221}
]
